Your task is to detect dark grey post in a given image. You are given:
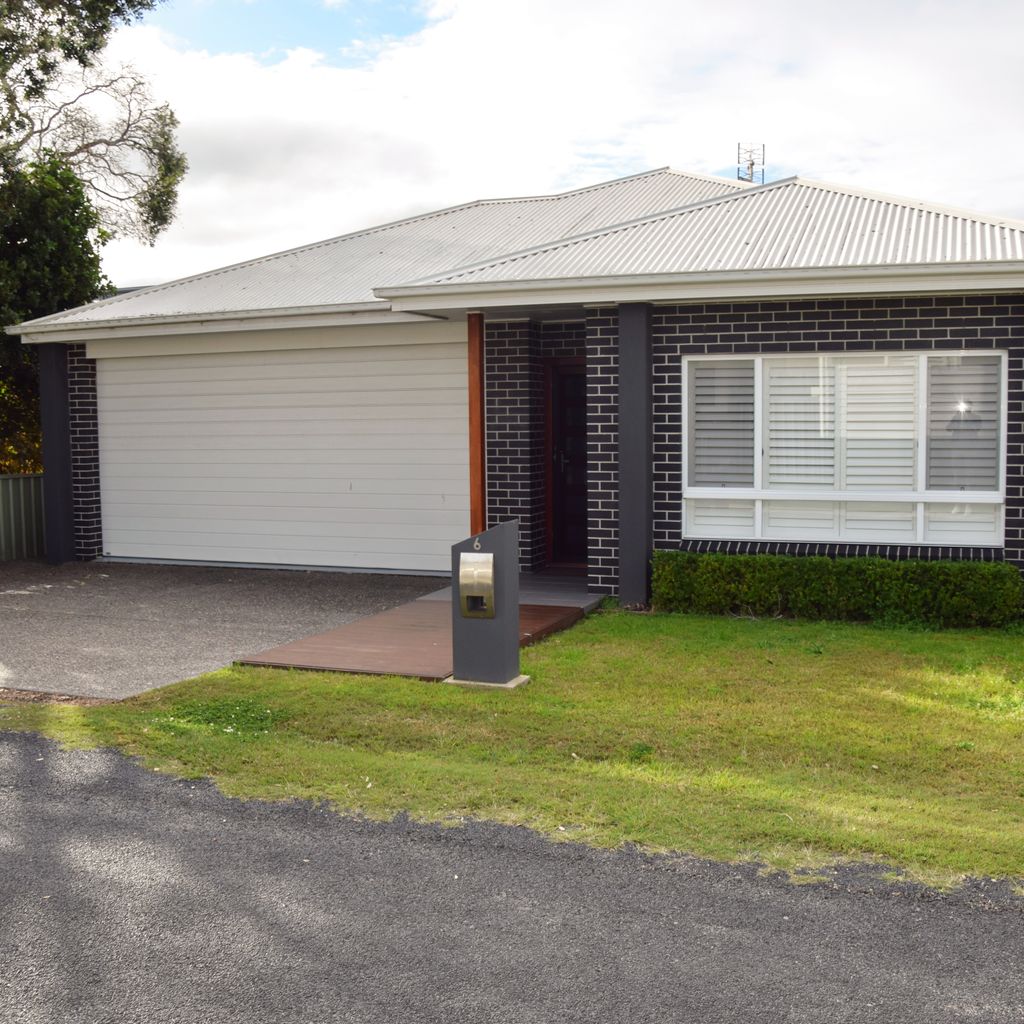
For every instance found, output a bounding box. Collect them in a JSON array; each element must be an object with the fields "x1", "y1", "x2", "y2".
[
  {"x1": 451, "y1": 520, "x2": 523, "y2": 685},
  {"x1": 617, "y1": 302, "x2": 652, "y2": 605},
  {"x1": 37, "y1": 343, "x2": 75, "y2": 564}
]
